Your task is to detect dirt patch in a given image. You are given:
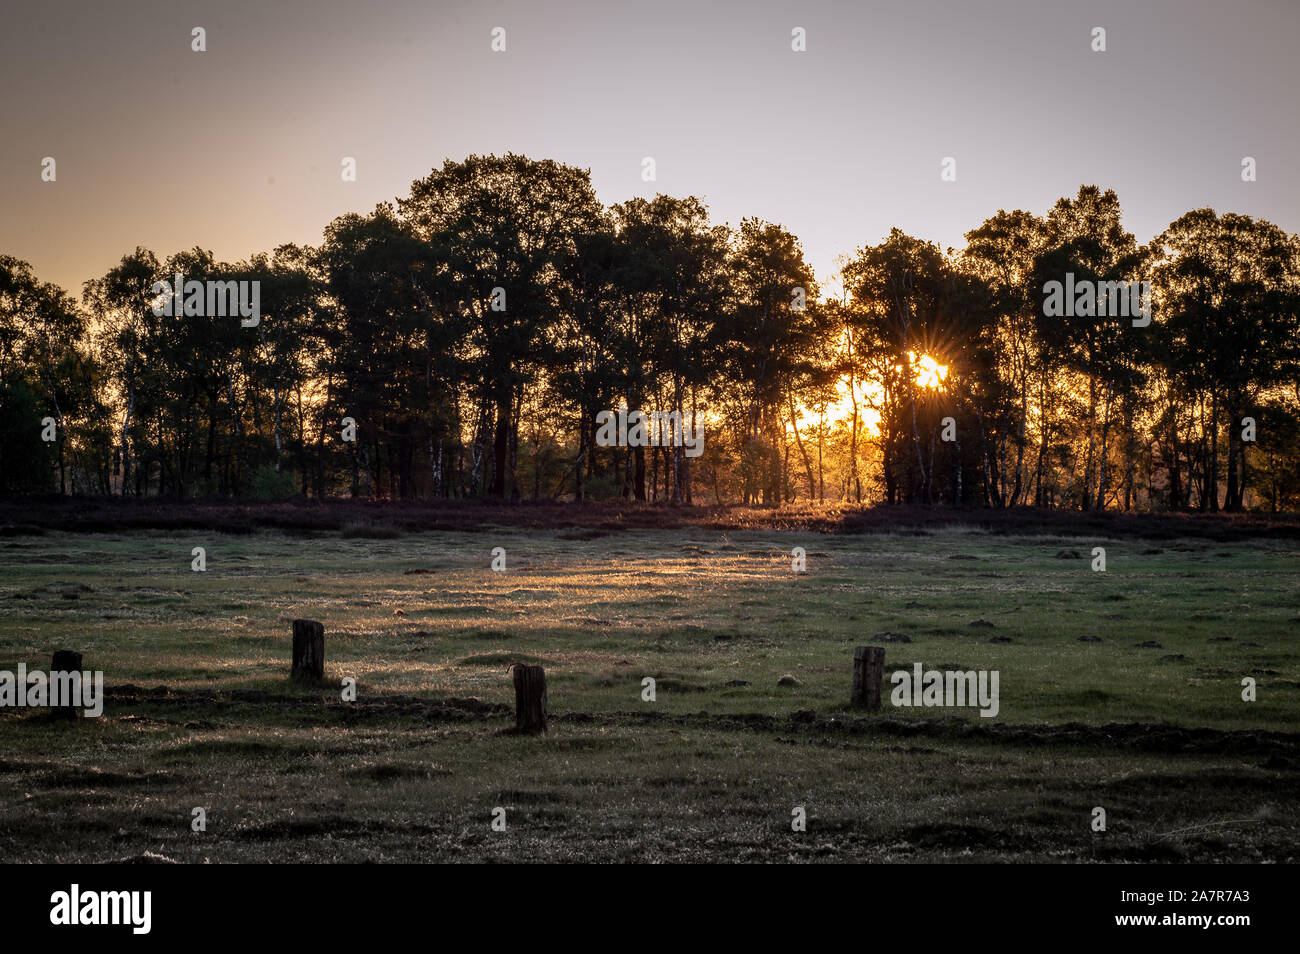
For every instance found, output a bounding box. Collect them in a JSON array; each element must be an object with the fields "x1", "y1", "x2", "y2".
[
  {"x1": 904, "y1": 823, "x2": 1016, "y2": 851},
  {"x1": 3, "y1": 498, "x2": 1296, "y2": 540},
  {"x1": 346, "y1": 763, "x2": 452, "y2": 782}
]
